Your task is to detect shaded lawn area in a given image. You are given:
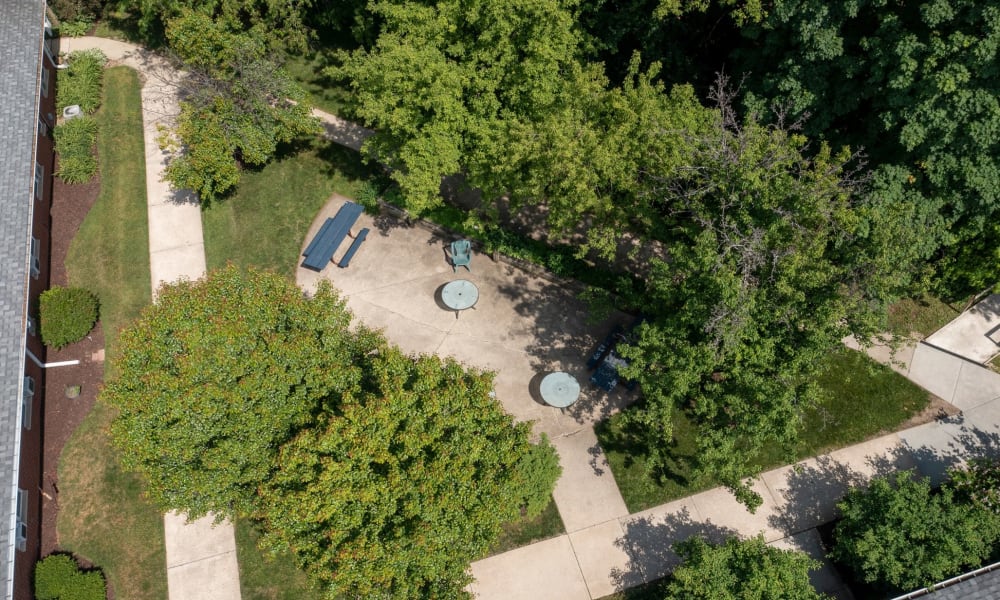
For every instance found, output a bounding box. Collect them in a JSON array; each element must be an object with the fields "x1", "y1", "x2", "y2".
[
  {"x1": 598, "y1": 347, "x2": 931, "y2": 512},
  {"x1": 202, "y1": 140, "x2": 379, "y2": 277},
  {"x1": 235, "y1": 520, "x2": 323, "y2": 600},
  {"x1": 283, "y1": 52, "x2": 357, "y2": 119},
  {"x1": 59, "y1": 66, "x2": 165, "y2": 600},
  {"x1": 887, "y1": 294, "x2": 960, "y2": 339},
  {"x1": 487, "y1": 498, "x2": 564, "y2": 556}
]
